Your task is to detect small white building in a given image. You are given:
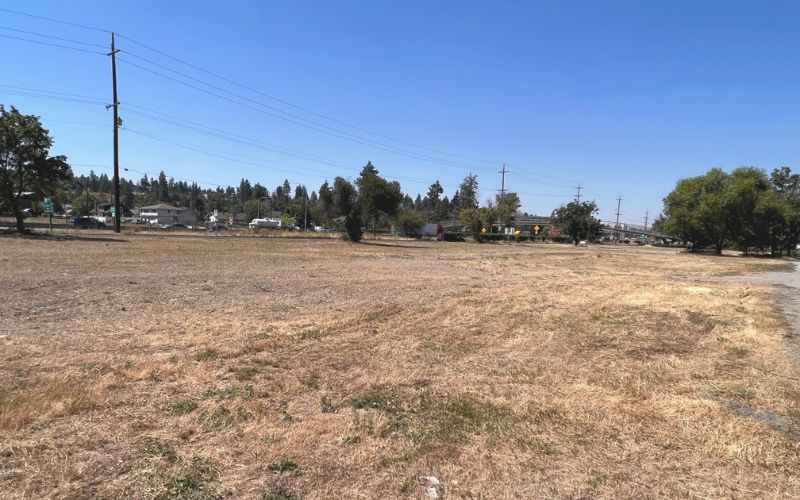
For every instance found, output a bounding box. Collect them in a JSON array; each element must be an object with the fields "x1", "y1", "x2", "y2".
[{"x1": 138, "y1": 203, "x2": 198, "y2": 226}]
